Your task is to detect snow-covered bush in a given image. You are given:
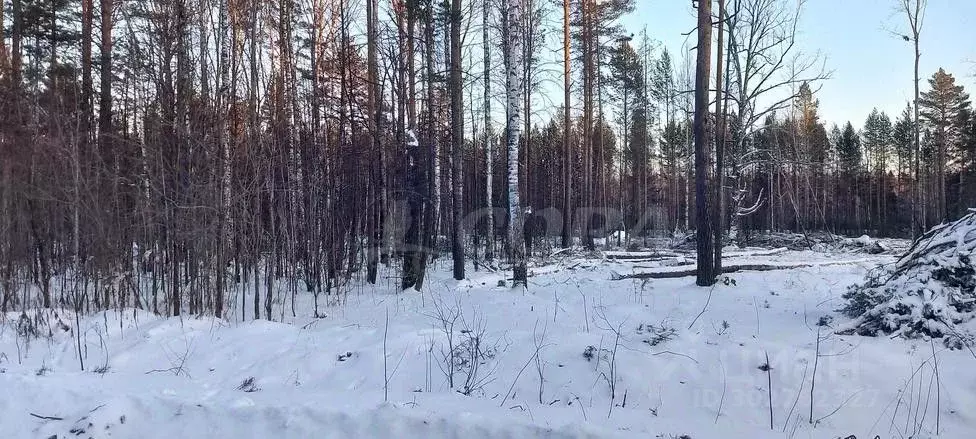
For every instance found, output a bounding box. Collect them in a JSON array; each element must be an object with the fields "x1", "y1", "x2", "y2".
[{"x1": 839, "y1": 211, "x2": 976, "y2": 347}]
